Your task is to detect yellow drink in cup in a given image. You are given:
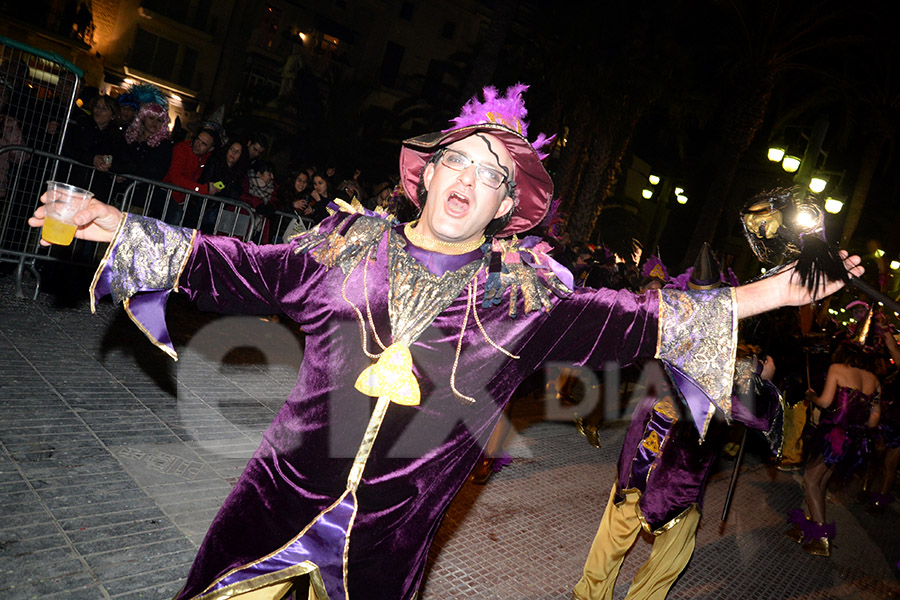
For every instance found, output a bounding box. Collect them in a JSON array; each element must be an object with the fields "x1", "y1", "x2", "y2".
[
  {"x1": 41, "y1": 216, "x2": 79, "y2": 245},
  {"x1": 41, "y1": 181, "x2": 94, "y2": 246}
]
